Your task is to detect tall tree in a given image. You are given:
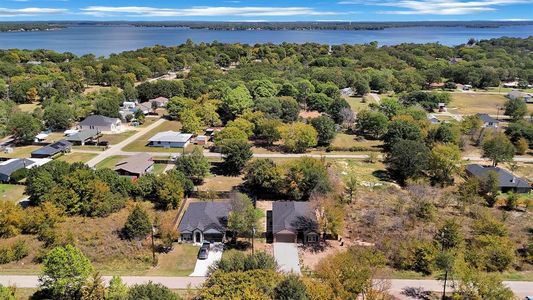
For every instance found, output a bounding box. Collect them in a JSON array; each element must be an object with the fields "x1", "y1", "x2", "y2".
[
  {"x1": 482, "y1": 134, "x2": 515, "y2": 166},
  {"x1": 8, "y1": 112, "x2": 42, "y2": 144},
  {"x1": 175, "y1": 147, "x2": 210, "y2": 184},
  {"x1": 122, "y1": 205, "x2": 152, "y2": 240}
]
